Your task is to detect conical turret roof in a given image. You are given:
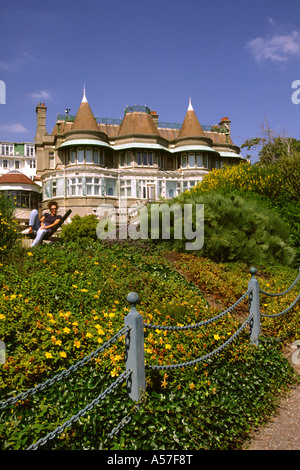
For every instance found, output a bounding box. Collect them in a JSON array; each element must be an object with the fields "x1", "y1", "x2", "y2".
[
  {"x1": 71, "y1": 87, "x2": 99, "y2": 132},
  {"x1": 178, "y1": 98, "x2": 205, "y2": 138}
]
